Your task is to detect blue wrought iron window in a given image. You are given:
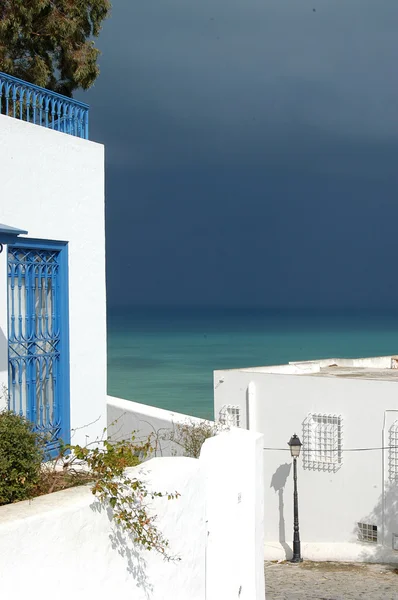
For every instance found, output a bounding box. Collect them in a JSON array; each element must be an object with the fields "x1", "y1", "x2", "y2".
[{"x1": 7, "y1": 240, "x2": 70, "y2": 455}]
